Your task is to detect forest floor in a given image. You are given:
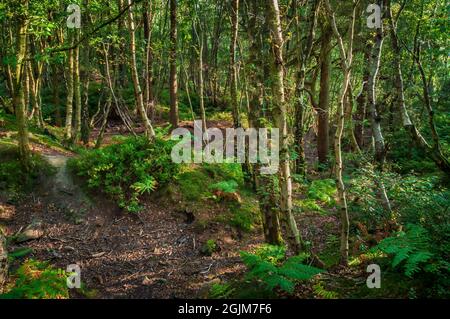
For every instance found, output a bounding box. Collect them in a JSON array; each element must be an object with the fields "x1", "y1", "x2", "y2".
[
  {"x1": 0, "y1": 132, "x2": 260, "y2": 298},
  {"x1": 0, "y1": 122, "x2": 398, "y2": 299}
]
